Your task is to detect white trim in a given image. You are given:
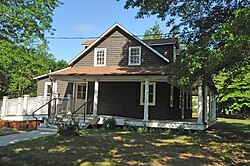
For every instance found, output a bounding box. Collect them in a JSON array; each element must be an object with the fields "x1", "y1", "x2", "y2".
[
  {"x1": 68, "y1": 23, "x2": 169, "y2": 66},
  {"x1": 143, "y1": 79, "x2": 149, "y2": 121},
  {"x1": 140, "y1": 82, "x2": 156, "y2": 106},
  {"x1": 128, "y1": 46, "x2": 141, "y2": 66},
  {"x1": 170, "y1": 85, "x2": 174, "y2": 107},
  {"x1": 147, "y1": 42, "x2": 176, "y2": 46},
  {"x1": 44, "y1": 82, "x2": 51, "y2": 97},
  {"x1": 33, "y1": 67, "x2": 71, "y2": 80},
  {"x1": 94, "y1": 48, "x2": 106, "y2": 67},
  {"x1": 93, "y1": 80, "x2": 99, "y2": 116}
]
